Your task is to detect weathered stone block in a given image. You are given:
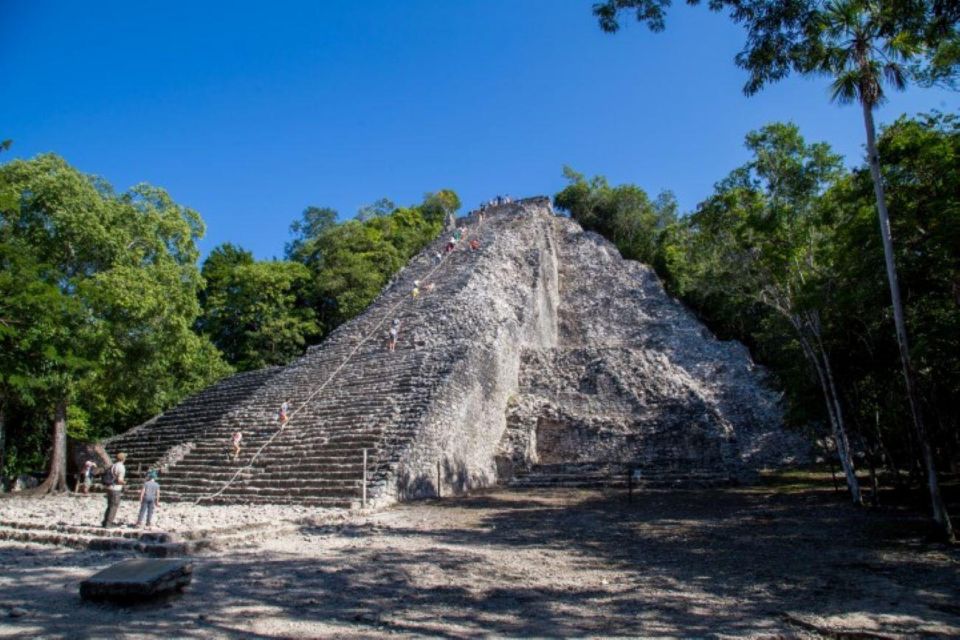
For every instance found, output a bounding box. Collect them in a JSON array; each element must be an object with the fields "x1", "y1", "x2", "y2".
[{"x1": 79, "y1": 559, "x2": 193, "y2": 602}]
